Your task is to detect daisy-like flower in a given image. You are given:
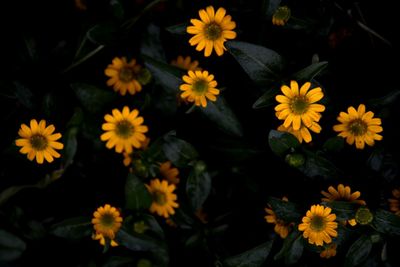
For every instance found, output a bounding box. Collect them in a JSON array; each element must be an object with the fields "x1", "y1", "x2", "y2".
[
  {"x1": 264, "y1": 197, "x2": 292, "y2": 239},
  {"x1": 333, "y1": 104, "x2": 383, "y2": 149},
  {"x1": 92, "y1": 233, "x2": 118, "y2": 247},
  {"x1": 187, "y1": 6, "x2": 236, "y2": 57},
  {"x1": 146, "y1": 178, "x2": 179, "y2": 218},
  {"x1": 275, "y1": 81, "x2": 325, "y2": 131},
  {"x1": 101, "y1": 106, "x2": 148, "y2": 154},
  {"x1": 298, "y1": 204, "x2": 338, "y2": 246},
  {"x1": 277, "y1": 121, "x2": 322, "y2": 143},
  {"x1": 105, "y1": 57, "x2": 143, "y2": 96},
  {"x1": 16, "y1": 119, "x2": 64, "y2": 164},
  {"x1": 180, "y1": 70, "x2": 220, "y2": 107},
  {"x1": 122, "y1": 137, "x2": 150, "y2": 167},
  {"x1": 320, "y1": 243, "x2": 337, "y2": 259},
  {"x1": 272, "y1": 6, "x2": 291, "y2": 26},
  {"x1": 388, "y1": 188, "x2": 400, "y2": 216},
  {"x1": 92, "y1": 204, "x2": 123, "y2": 239},
  {"x1": 171, "y1": 56, "x2": 201, "y2": 71},
  {"x1": 159, "y1": 161, "x2": 180, "y2": 185}
]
